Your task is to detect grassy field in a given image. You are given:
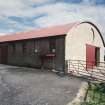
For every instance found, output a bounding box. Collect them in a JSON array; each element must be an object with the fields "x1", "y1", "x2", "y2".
[{"x1": 81, "y1": 83, "x2": 105, "y2": 105}]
